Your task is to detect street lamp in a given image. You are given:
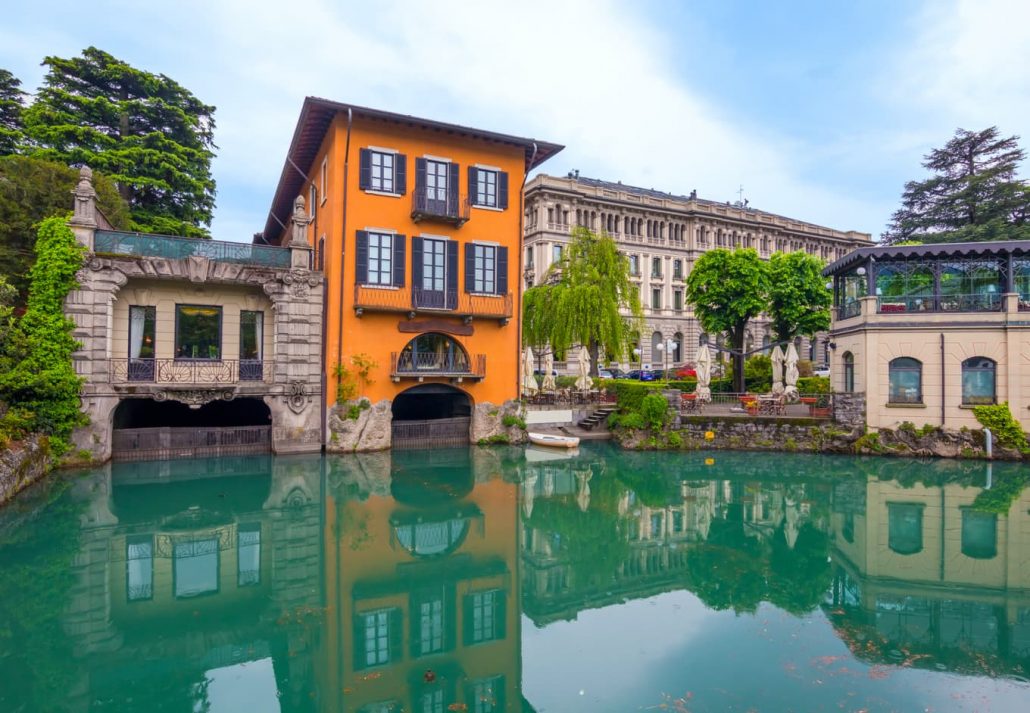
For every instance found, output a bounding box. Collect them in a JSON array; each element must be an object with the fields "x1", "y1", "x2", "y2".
[{"x1": 655, "y1": 337, "x2": 676, "y2": 381}]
